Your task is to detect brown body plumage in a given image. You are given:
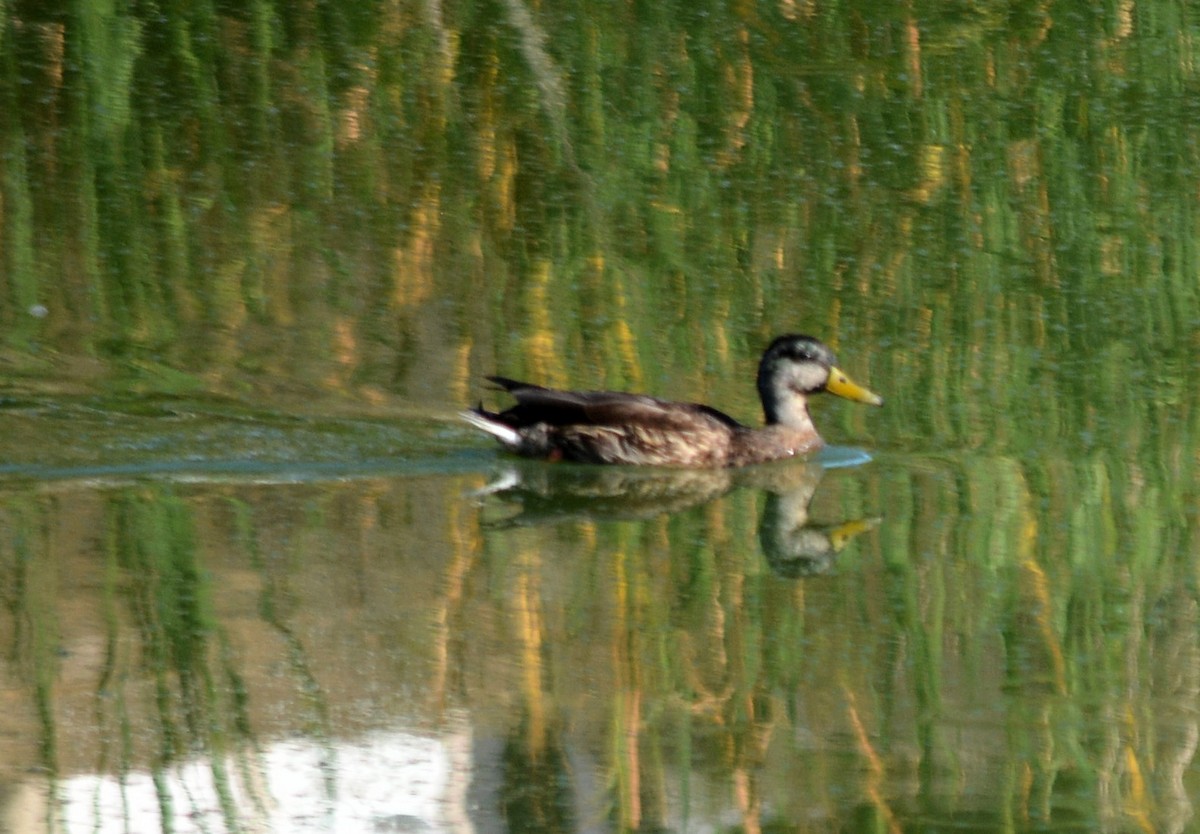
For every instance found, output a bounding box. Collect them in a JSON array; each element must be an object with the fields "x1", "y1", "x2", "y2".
[{"x1": 461, "y1": 334, "x2": 882, "y2": 468}]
